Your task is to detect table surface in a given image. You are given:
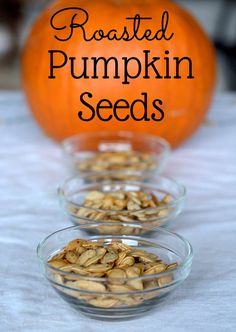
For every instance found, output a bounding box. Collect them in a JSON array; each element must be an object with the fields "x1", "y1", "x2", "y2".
[{"x1": 0, "y1": 91, "x2": 236, "y2": 332}]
